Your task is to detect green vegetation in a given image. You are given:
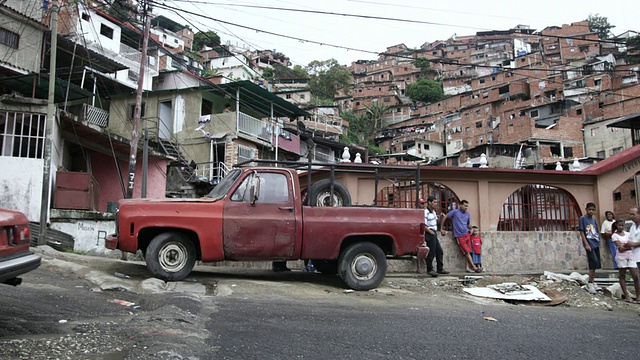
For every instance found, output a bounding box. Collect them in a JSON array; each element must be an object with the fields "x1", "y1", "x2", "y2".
[
  {"x1": 305, "y1": 59, "x2": 353, "y2": 101},
  {"x1": 406, "y1": 78, "x2": 444, "y2": 103},
  {"x1": 193, "y1": 30, "x2": 221, "y2": 52},
  {"x1": 586, "y1": 14, "x2": 615, "y2": 39}
]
